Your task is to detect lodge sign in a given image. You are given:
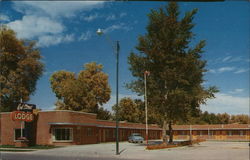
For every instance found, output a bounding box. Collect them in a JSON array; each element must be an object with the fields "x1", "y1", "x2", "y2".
[{"x1": 11, "y1": 111, "x2": 34, "y2": 122}]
